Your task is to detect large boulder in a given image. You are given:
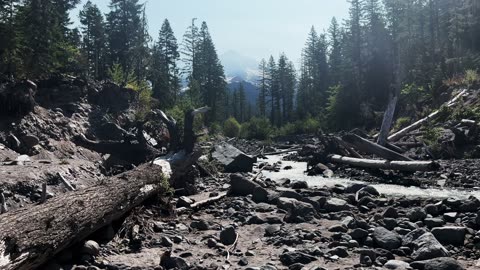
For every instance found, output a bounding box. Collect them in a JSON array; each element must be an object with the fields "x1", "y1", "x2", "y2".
[
  {"x1": 404, "y1": 229, "x2": 449, "y2": 261},
  {"x1": 431, "y1": 227, "x2": 466, "y2": 246},
  {"x1": 372, "y1": 227, "x2": 402, "y2": 250},
  {"x1": 212, "y1": 142, "x2": 256, "y2": 173},
  {"x1": 410, "y1": 257, "x2": 464, "y2": 270},
  {"x1": 229, "y1": 174, "x2": 260, "y2": 196},
  {"x1": 323, "y1": 198, "x2": 351, "y2": 212}
]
